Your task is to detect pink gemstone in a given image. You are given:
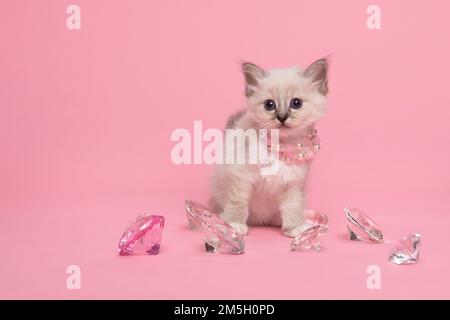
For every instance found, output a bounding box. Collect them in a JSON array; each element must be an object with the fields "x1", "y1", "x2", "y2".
[
  {"x1": 345, "y1": 208, "x2": 384, "y2": 243},
  {"x1": 118, "y1": 214, "x2": 165, "y2": 255},
  {"x1": 185, "y1": 200, "x2": 245, "y2": 254},
  {"x1": 291, "y1": 210, "x2": 328, "y2": 252}
]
